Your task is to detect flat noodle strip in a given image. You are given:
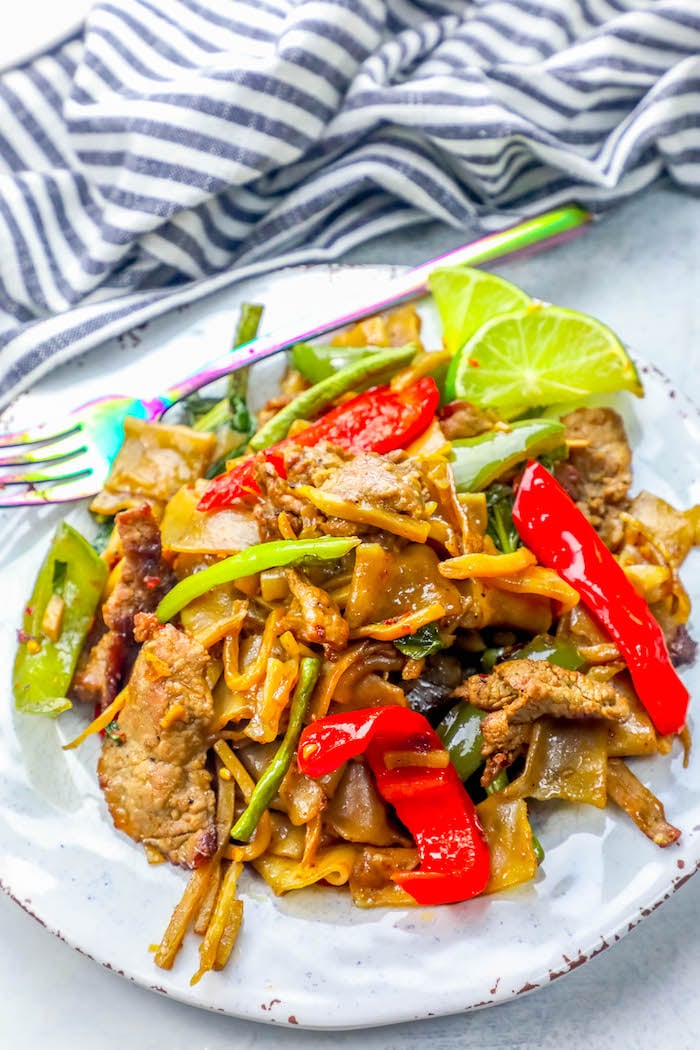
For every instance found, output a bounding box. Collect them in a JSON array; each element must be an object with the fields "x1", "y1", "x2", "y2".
[
  {"x1": 224, "y1": 607, "x2": 285, "y2": 691},
  {"x1": 490, "y1": 566, "x2": 580, "y2": 614},
  {"x1": 181, "y1": 592, "x2": 248, "y2": 650},
  {"x1": 607, "y1": 758, "x2": 681, "y2": 846},
  {"x1": 295, "y1": 485, "x2": 431, "y2": 543},
  {"x1": 225, "y1": 811, "x2": 272, "y2": 862},
  {"x1": 308, "y1": 641, "x2": 373, "y2": 720},
  {"x1": 214, "y1": 740, "x2": 256, "y2": 802},
  {"x1": 301, "y1": 813, "x2": 323, "y2": 868},
  {"x1": 253, "y1": 845, "x2": 358, "y2": 894},
  {"x1": 350, "y1": 602, "x2": 446, "y2": 641},
  {"x1": 439, "y1": 548, "x2": 536, "y2": 579}
]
